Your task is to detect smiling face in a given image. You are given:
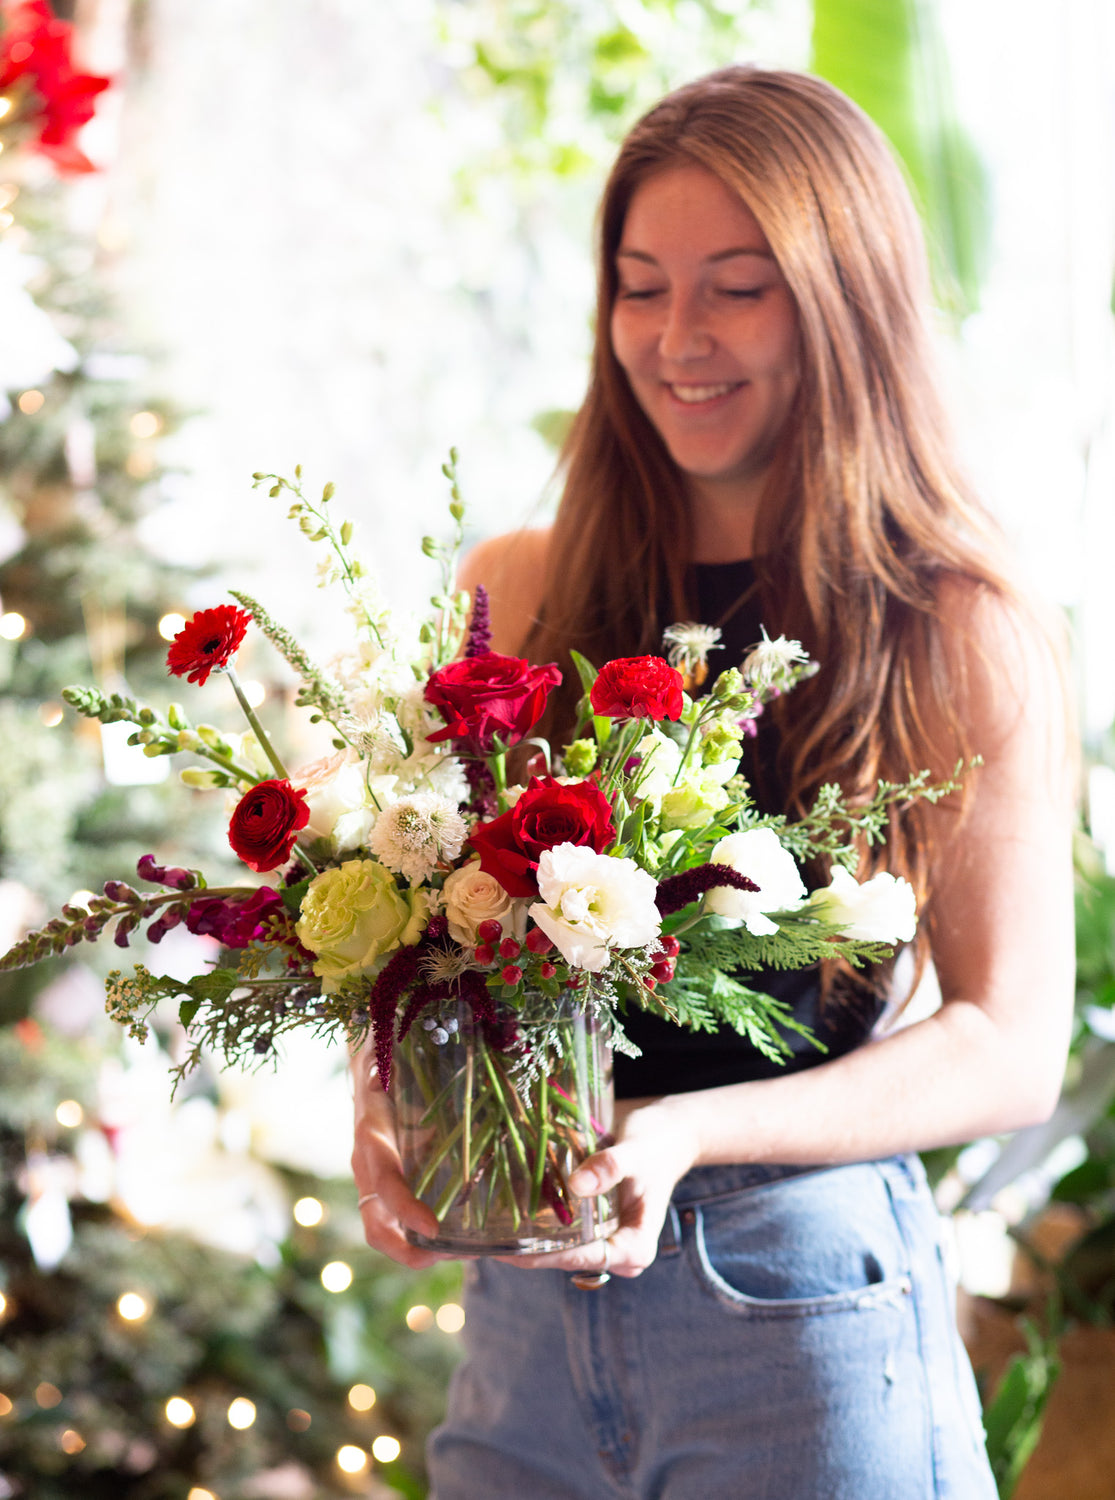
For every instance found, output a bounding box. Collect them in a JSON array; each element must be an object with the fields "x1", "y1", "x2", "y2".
[{"x1": 609, "y1": 162, "x2": 800, "y2": 526}]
